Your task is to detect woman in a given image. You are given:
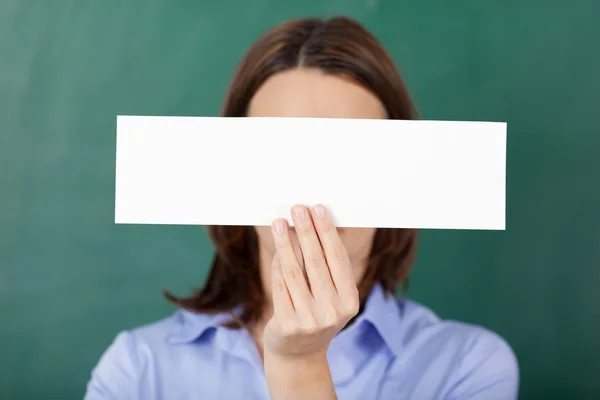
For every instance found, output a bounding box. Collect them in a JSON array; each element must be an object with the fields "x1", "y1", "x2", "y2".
[{"x1": 85, "y1": 16, "x2": 518, "y2": 400}]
